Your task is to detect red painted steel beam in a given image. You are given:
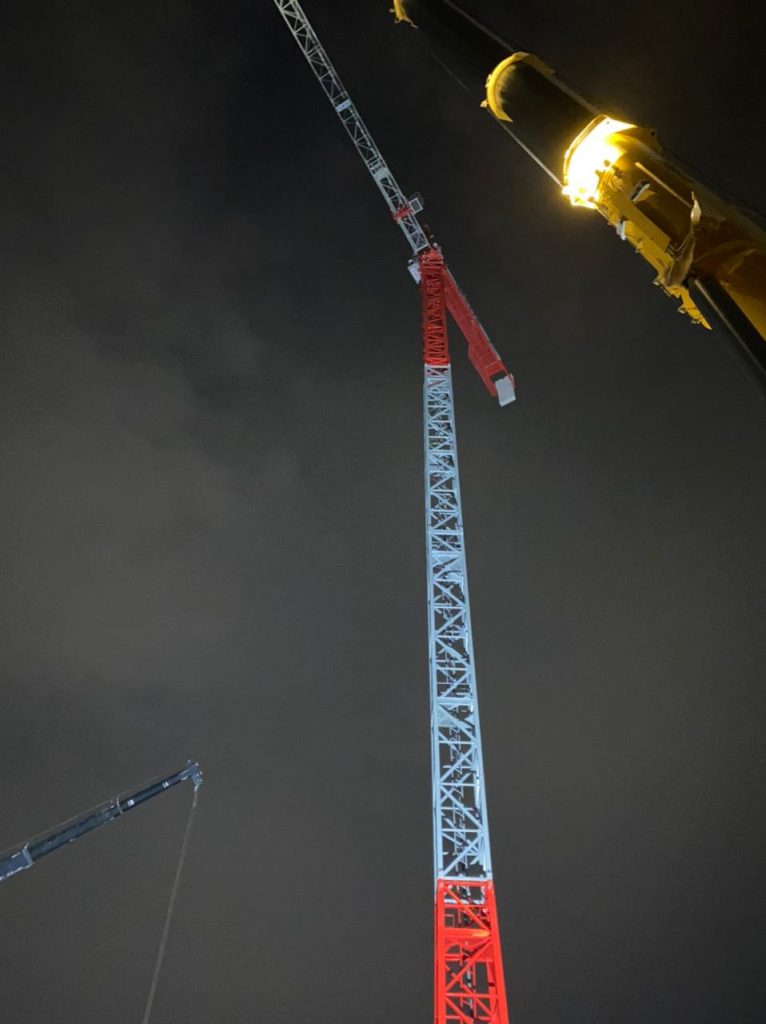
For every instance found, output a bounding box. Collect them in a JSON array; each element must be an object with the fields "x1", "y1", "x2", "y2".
[
  {"x1": 443, "y1": 269, "x2": 514, "y2": 400},
  {"x1": 434, "y1": 879, "x2": 510, "y2": 1024},
  {"x1": 419, "y1": 248, "x2": 515, "y2": 400},
  {"x1": 420, "y1": 248, "x2": 450, "y2": 366}
]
